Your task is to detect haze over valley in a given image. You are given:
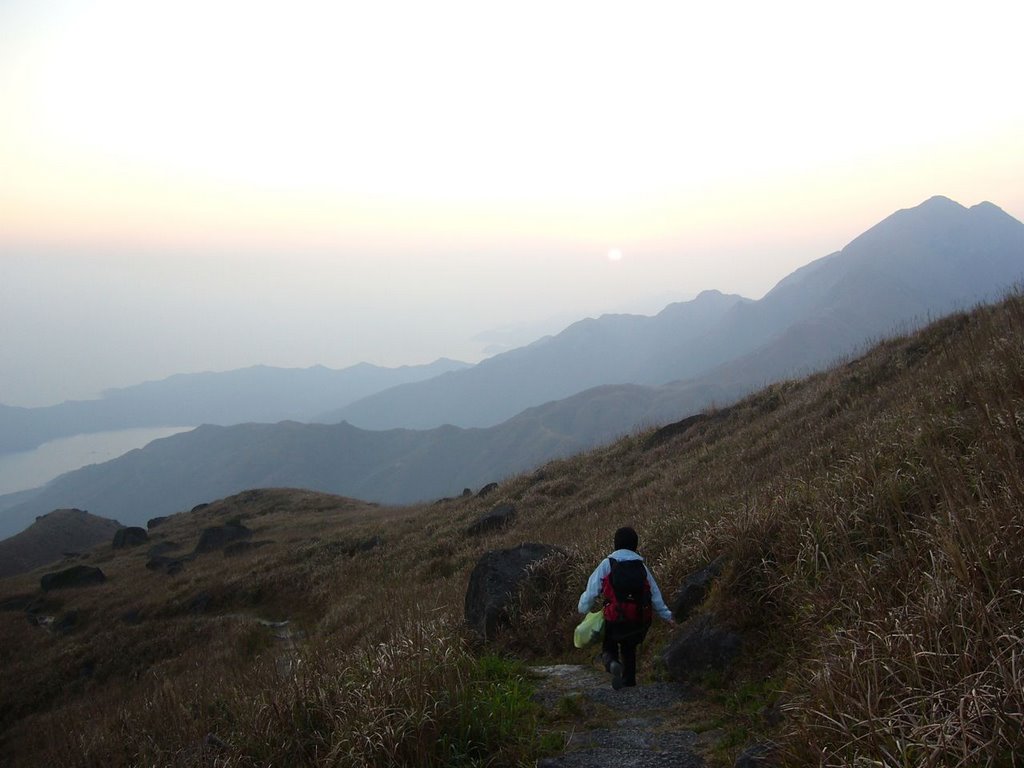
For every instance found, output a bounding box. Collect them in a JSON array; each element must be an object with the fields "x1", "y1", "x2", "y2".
[{"x1": 2, "y1": 195, "x2": 1021, "y2": 539}]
